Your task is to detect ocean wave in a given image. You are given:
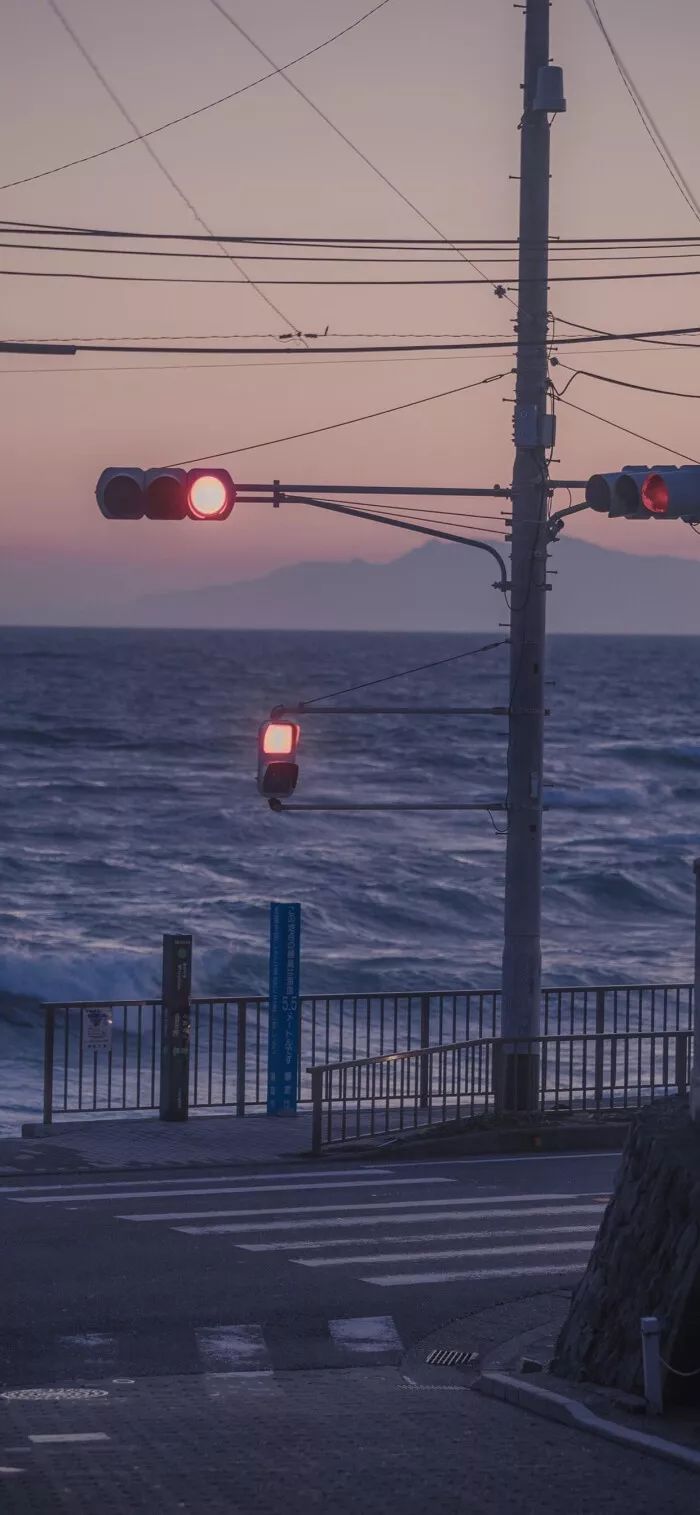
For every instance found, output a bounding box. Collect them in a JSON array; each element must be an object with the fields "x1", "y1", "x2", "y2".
[
  {"x1": 602, "y1": 741, "x2": 700, "y2": 769},
  {"x1": 544, "y1": 785, "x2": 645, "y2": 810}
]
